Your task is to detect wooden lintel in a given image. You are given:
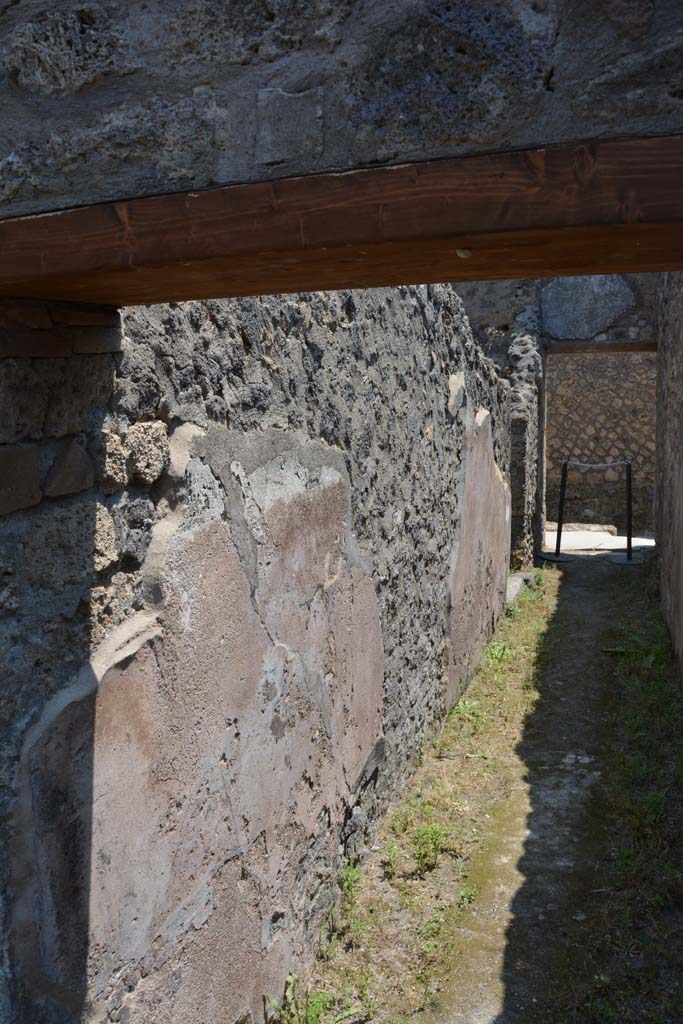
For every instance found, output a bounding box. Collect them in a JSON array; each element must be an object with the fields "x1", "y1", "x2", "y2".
[
  {"x1": 545, "y1": 339, "x2": 658, "y2": 355},
  {"x1": 1, "y1": 135, "x2": 683, "y2": 308}
]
